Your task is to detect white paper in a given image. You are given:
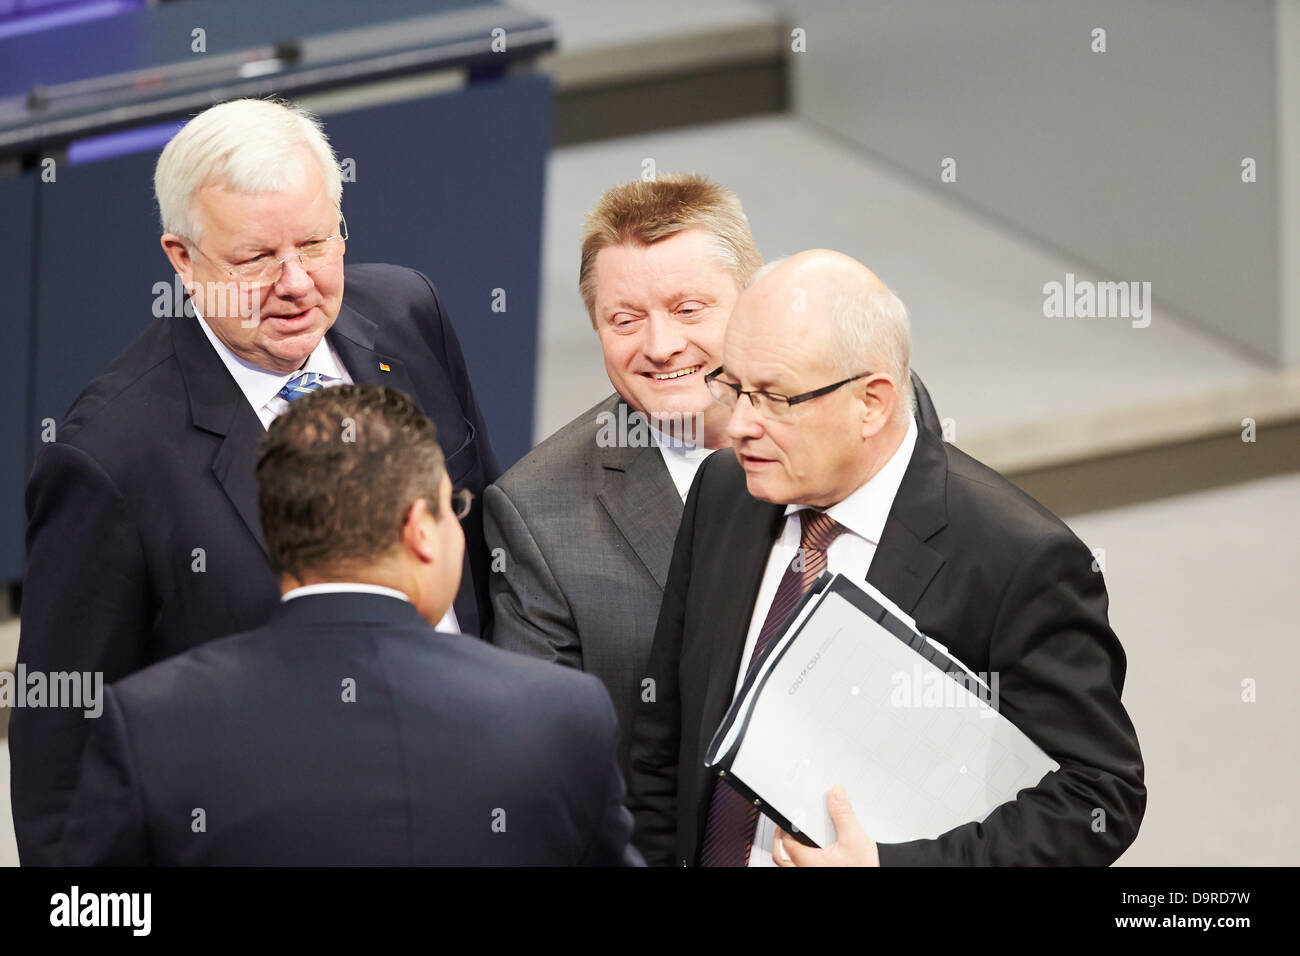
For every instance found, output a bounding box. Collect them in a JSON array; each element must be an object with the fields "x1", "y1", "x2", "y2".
[{"x1": 723, "y1": 585, "x2": 1059, "y2": 848}]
